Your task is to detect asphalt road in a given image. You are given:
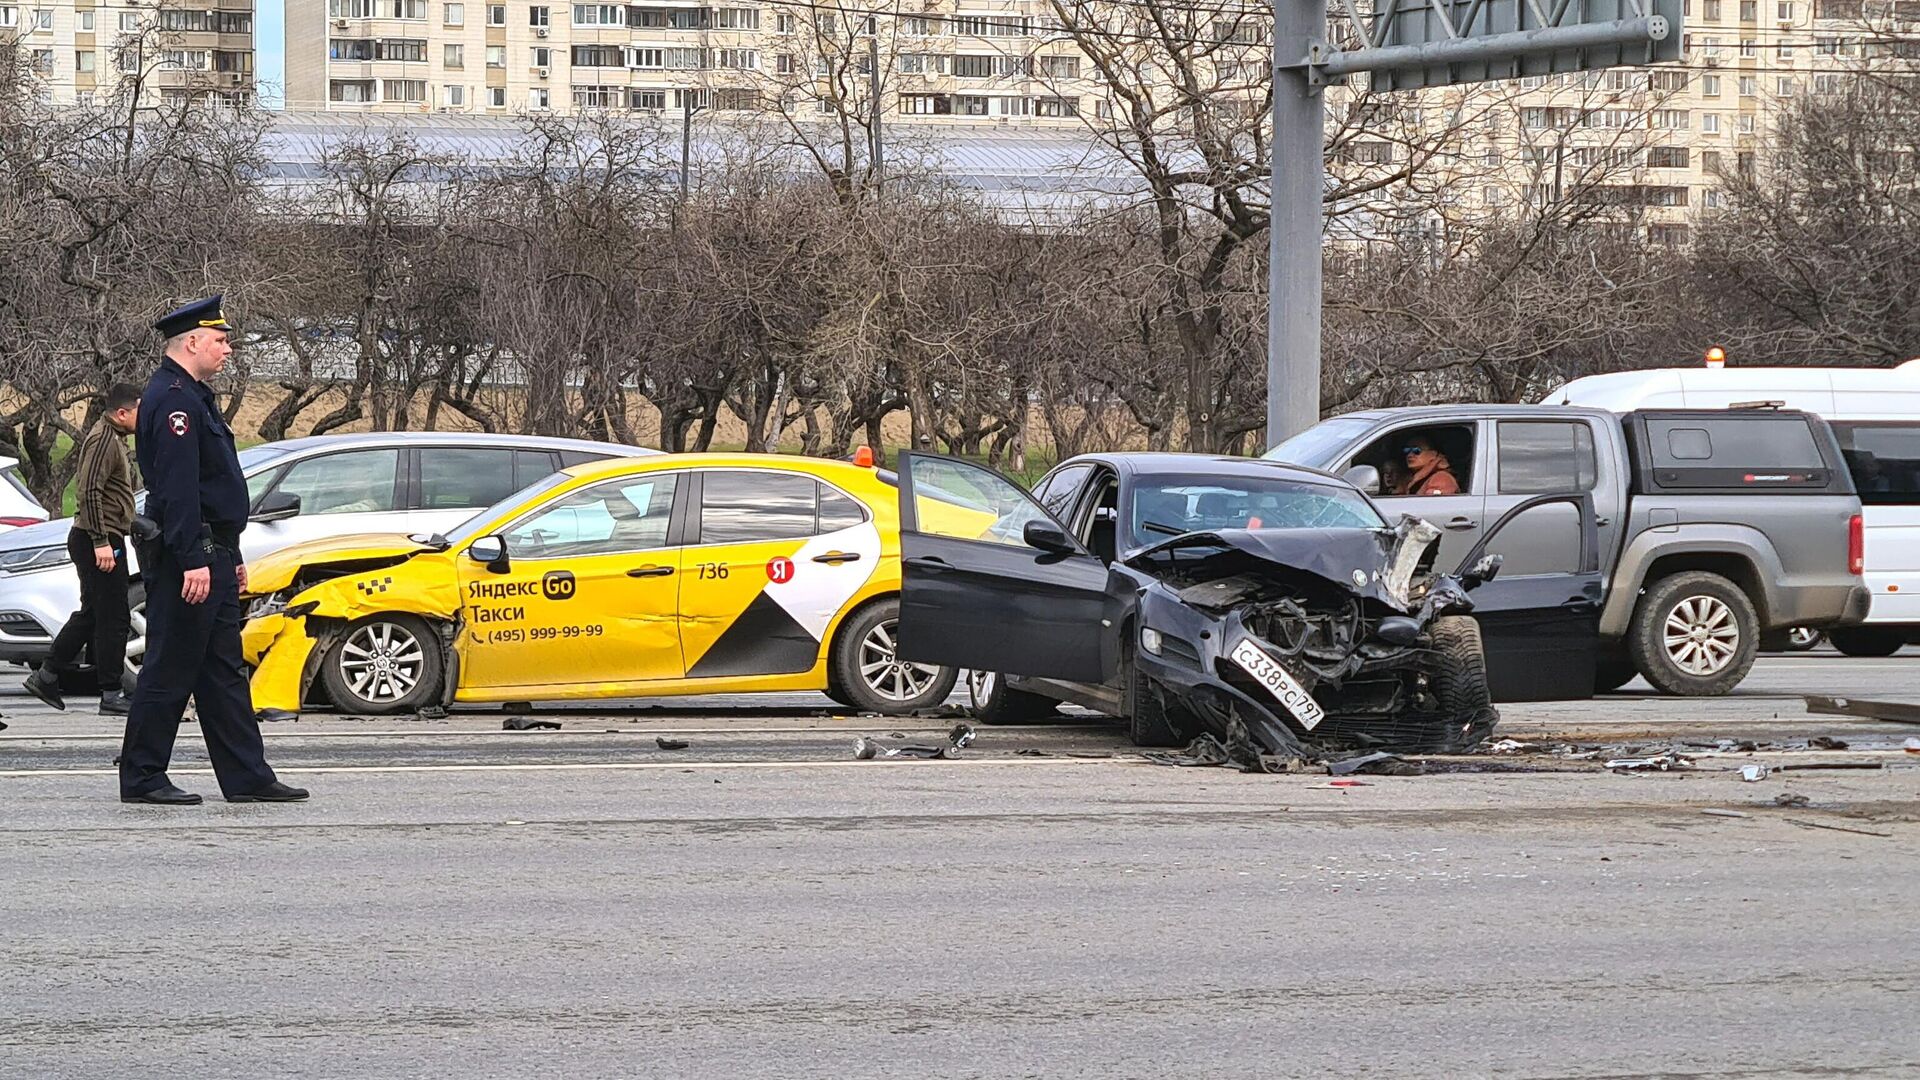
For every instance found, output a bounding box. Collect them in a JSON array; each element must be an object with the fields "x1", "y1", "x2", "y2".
[{"x1": 5, "y1": 650, "x2": 1920, "y2": 1079}]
